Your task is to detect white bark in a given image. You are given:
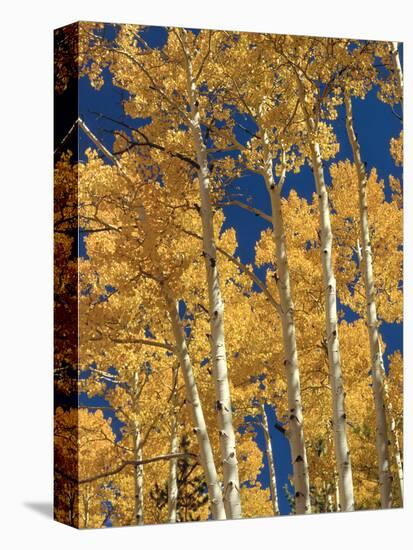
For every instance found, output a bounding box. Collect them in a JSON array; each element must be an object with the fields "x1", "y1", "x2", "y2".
[
  {"x1": 391, "y1": 424, "x2": 404, "y2": 504},
  {"x1": 389, "y1": 42, "x2": 403, "y2": 101},
  {"x1": 132, "y1": 420, "x2": 144, "y2": 525},
  {"x1": 386, "y1": 396, "x2": 404, "y2": 504},
  {"x1": 130, "y1": 370, "x2": 144, "y2": 525},
  {"x1": 259, "y1": 120, "x2": 311, "y2": 514},
  {"x1": 295, "y1": 71, "x2": 354, "y2": 512},
  {"x1": 379, "y1": 342, "x2": 404, "y2": 504},
  {"x1": 260, "y1": 404, "x2": 280, "y2": 515},
  {"x1": 334, "y1": 473, "x2": 340, "y2": 512},
  {"x1": 178, "y1": 29, "x2": 242, "y2": 519},
  {"x1": 165, "y1": 290, "x2": 226, "y2": 520},
  {"x1": 344, "y1": 91, "x2": 393, "y2": 509},
  {"x1": 168, "y1": 368, "x2": 179, "y2": 523}
]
